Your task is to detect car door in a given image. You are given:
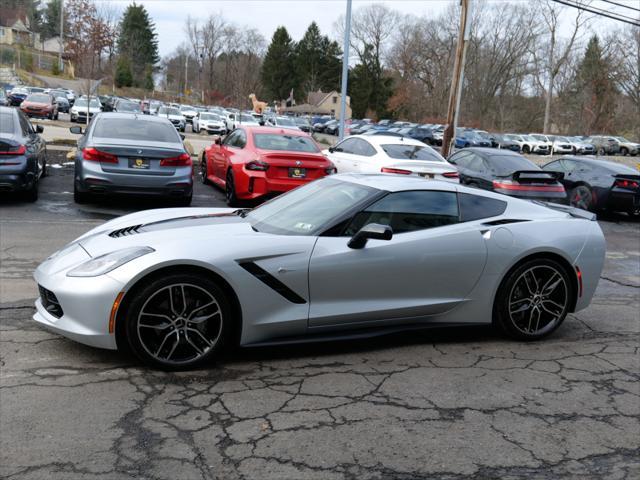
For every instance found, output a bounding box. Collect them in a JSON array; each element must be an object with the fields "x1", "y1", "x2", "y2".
[
  {"x1": 211, "y1": 130, "x2": 236, "y2": 179},
  {"x1": 308, "y1": 190, "x2": 488, "y2": 328},
  {"x1": 329, "y1": 138, "x2": 359, "y2": 173},
  {"x1": 350, "y1": 139, "x2": 379, "y2": 173}
]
